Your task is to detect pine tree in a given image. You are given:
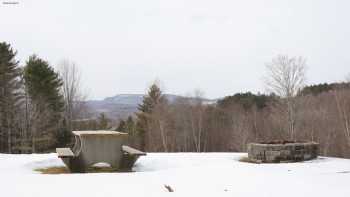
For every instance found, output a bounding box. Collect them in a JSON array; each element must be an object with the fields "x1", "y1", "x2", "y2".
[
  {"x1": 97, "y1": 113, "x2": 109, "y2": 130},
  {"x1": 125, "y1": 116, "x2": 136, "y2": 135},
  {"x1": 24, "y1": 55, "x2": 64, "y2": 152},
  {"x1": 0, "y1": 42, "x2": 22, "y2": 153},
  {"x1": 24, "y1": 55, "x2": 64, "y2": 112},
  {"x1": 116, "y1": 119, "x2": 126, "y2": 132},
  {"x1": 138, "y1": 84, "x2": 164, "y2": 114},
  {"x1": 136, "y1": 83, "x2": 166, "y2": 150}
]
